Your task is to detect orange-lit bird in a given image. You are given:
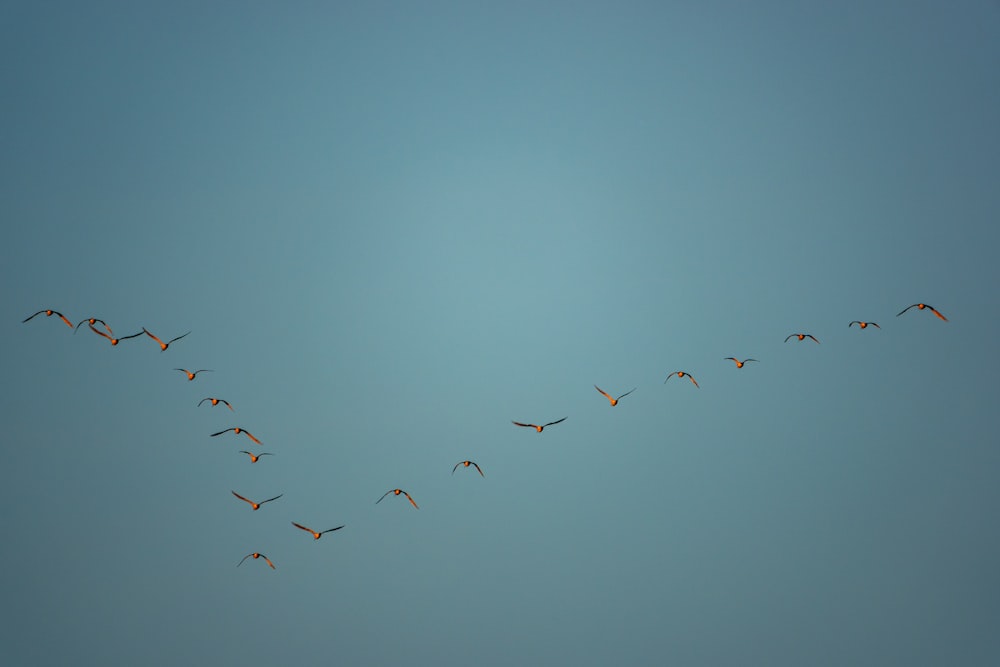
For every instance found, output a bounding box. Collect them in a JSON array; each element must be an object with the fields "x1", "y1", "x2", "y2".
[
  {"x1": 176, "y1": 368, "x2": 212, "y2": 381},
  {"x1": 231, "y1": 490, "x2": 282, "y2": 511},
  {"x1": 238, "y1": 552, "x2": 275, "y2": 569},
  {"x1": 291, "y1": 522, "x2": 344, "y2": 540},
  {"x1": 88, "y1": 323, "x2": 144, "y2": 346},
  {"x1": 376, "y1": 489, "x2": 419, "y2": 509},
  {"x1": 23, "y1": 309, "x2": 72, "y2": 328},
  {"x1": 724, "y1": 357, "x2": 758, "y2": 368},
  {"x1": 142, "y1": 327, "x2": 190, "y2": 351},
  {"x1": 664, "y1": 371, "x2": 699, "y2": 388},
  {"x1": 784, "y1": 333, "x2": 820, "y2": 343},
  {"x1": 849, "y1": 321, "x2": 880, "y2": 330},
  {"x1": 212, "y1": 427, "x2": 261, "y2": 445},
  {"x1": 897, "y1": 303, "x2": 948, "y2": 321},
  {"x1": 198, "y1": 397, "x2": 234, "y2": 411},
  {"x1": 238, "y1": 450, "x2": 273, "y2": 463},
  {"x1": 74, "y1": 318, "x2": 111, "y2": 335},
  {"x1": 512, "y1": 417, "x2": 567, "y2": 432},
  {"x1": 452, "y1": 460, "x2": 484, "y2": 476},
  {"x1": 594, "y1": 385, "x2": 636, "y2": 407}
]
